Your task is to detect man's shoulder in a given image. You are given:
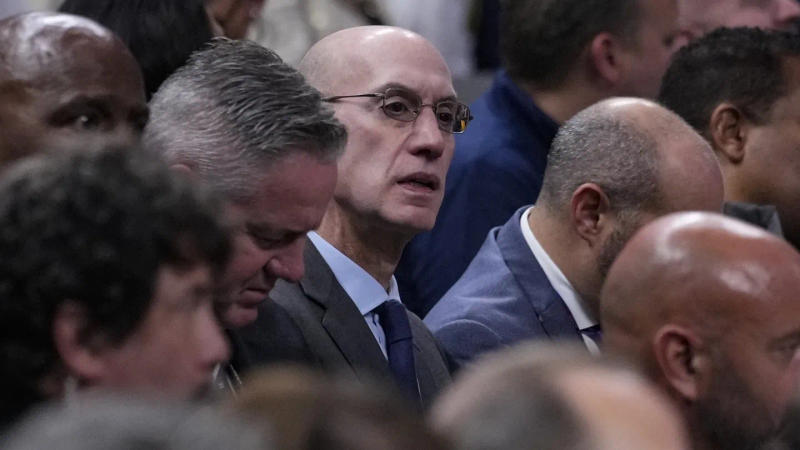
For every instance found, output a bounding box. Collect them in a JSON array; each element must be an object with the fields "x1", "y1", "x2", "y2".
[
  {"x1": 269, "y1": 278, "x2": 321, "y2": 317},
  {"x1": 425, "y1": 225, "x2": 534, "y2": 329},
  {"x1": 425, "y1": 210, "x2": 531, "y2": 313}
]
